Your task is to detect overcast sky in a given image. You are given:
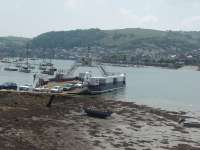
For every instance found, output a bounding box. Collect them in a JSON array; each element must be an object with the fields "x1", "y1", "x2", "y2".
[{"x1": 0, "y1": 0, "x2": 200, "y2": 37}]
